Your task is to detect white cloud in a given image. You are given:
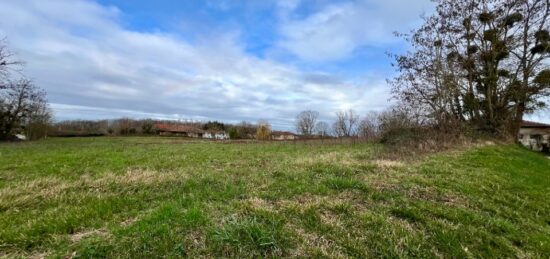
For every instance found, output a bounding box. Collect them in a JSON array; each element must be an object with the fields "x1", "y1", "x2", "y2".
[
  {"x1": 277, "y1": 0, "x2": 434, "y2": 62},
  {"x1": 0, "y1": 0, "x2": 402, "y2": 130}
]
